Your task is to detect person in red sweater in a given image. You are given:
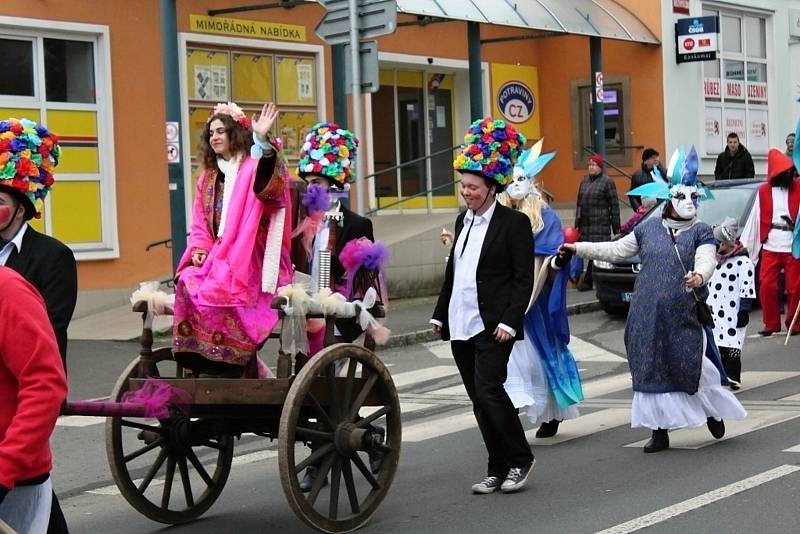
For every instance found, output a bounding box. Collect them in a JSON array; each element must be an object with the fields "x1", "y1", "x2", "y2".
[{"x1": 0, "y1": 266, "x2": 67, "y2": 532}]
